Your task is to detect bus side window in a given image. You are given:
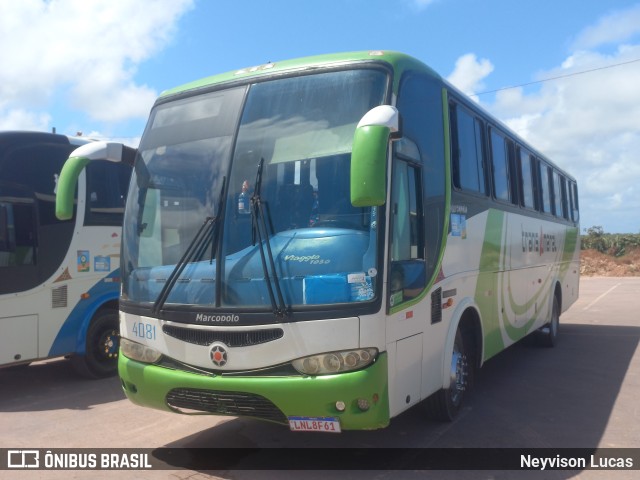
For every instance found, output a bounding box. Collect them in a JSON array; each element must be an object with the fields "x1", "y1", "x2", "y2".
[
  {"x1": 570, "y1": 181, "x2": 580, "y2": 222},
  {"x1": 489, "y1": 128, "x2": 511, "y2": 203},
  {"x1": 518, "y1": 147, "x2": 535, "y2": 210},
  {"x1": 537, "y1": 159, "x2": 552, "y2": 214},
  {"x1": 559, "y1": 176, "x2": 569, "y2": 220},
  {"x1": 451, "y1": 103, "x2": 487, "y2": 195},
  {"x1": 0, "y1": 199, "x2": 36, "y2": 267},
  {"x1": 396, "y1": 72, "x2": 446, "y2": 290},
  {"x1": 85, "y1": 161, "x2": 132, "y2": 226},
  {"x1": 389, "y1": 158, "x2": 425, "y2": 306},
  {"x1": 0, "y1": 186, "x2": 39, "y2": 295},
  {"x1": 552, "y1": 171, "x2": 564, "y2": 218}
]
